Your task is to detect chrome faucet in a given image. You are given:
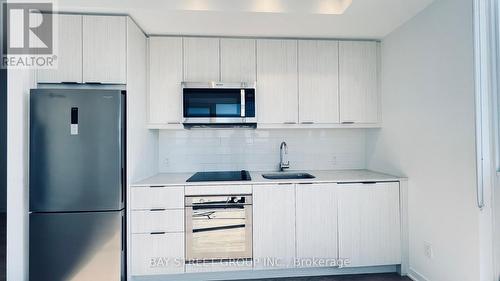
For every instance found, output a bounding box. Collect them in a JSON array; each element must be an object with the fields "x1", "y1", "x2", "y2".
[{"x1": 279, "y1": 141, "x2": 290, "y2": 172}]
